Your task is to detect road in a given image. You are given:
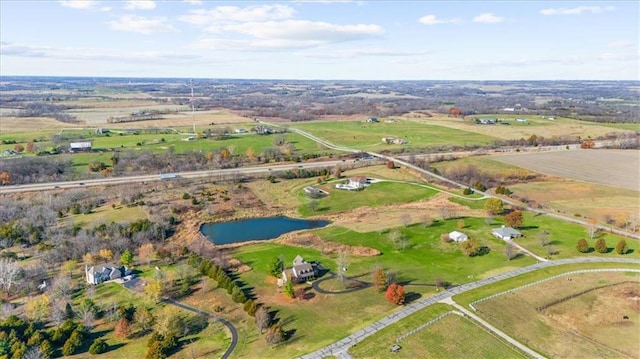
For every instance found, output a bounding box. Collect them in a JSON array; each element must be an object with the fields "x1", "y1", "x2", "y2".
[
  {"x1": 299, "y1": 257, "x2": 640, "y2": 359},
  {"x1": 0, "y1": 159, "x2": 354, "y2": 194},
  {"x1": 162, "y1": 298, "x2": 238, "y2": 359}
]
